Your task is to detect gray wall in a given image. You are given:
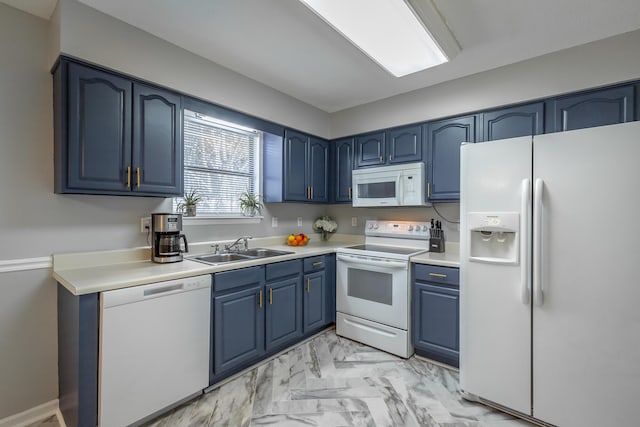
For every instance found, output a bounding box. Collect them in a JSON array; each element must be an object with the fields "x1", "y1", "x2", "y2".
[
  {"x1": 57, "y1": 0, "x2": 330, "y2": 139},
  {"x1": 2, "y1": 0, "x2": 640, "y2": 420},
  {"x1": 330, "y1": 29, "x2": 640, "y2": 138}
]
